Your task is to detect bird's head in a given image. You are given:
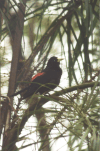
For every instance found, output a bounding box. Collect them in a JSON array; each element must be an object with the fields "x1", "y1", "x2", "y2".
[{"x1": 47, "y1": 56, "x2": 63, "y2": 68}]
